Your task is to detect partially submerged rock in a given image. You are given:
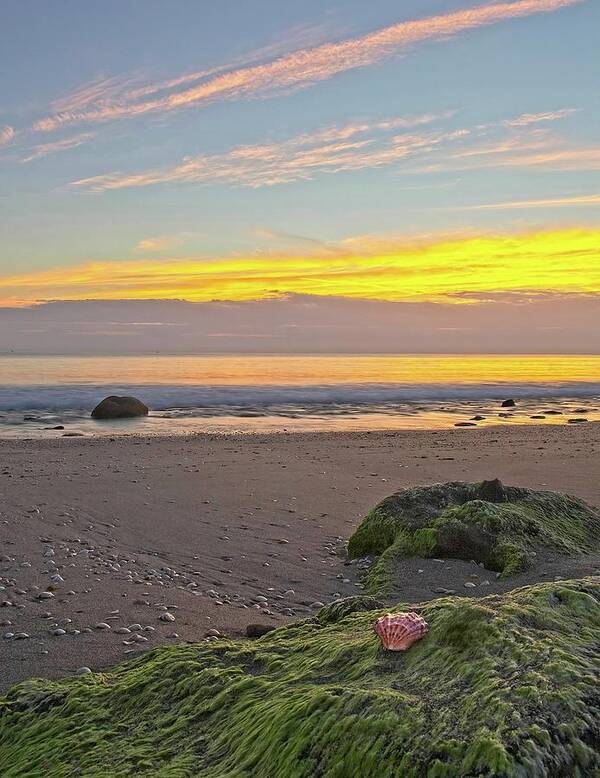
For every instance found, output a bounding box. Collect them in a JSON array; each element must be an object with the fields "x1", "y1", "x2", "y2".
[
  {"x1": 1, "y1": 578, "x2": 598, "y2": 776},
  {"x1": 91, "y1": 396, "x2": 149, "y2": 420},
  {"x1": 348, "y1": 480, "x2": 600, "y2": 585}
]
